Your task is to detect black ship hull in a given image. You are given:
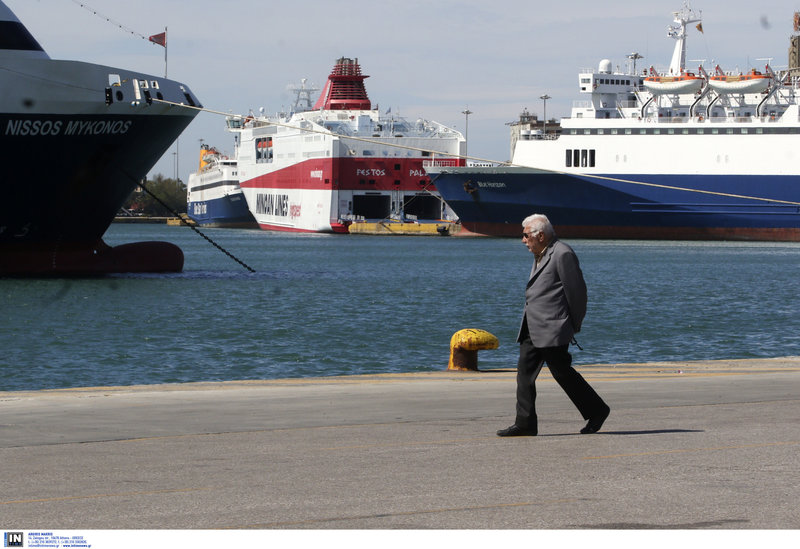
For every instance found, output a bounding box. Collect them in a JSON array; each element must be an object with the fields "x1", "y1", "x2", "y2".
[{"x1": 0, "y1": 4, "x2": 201, "y2": 274}]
